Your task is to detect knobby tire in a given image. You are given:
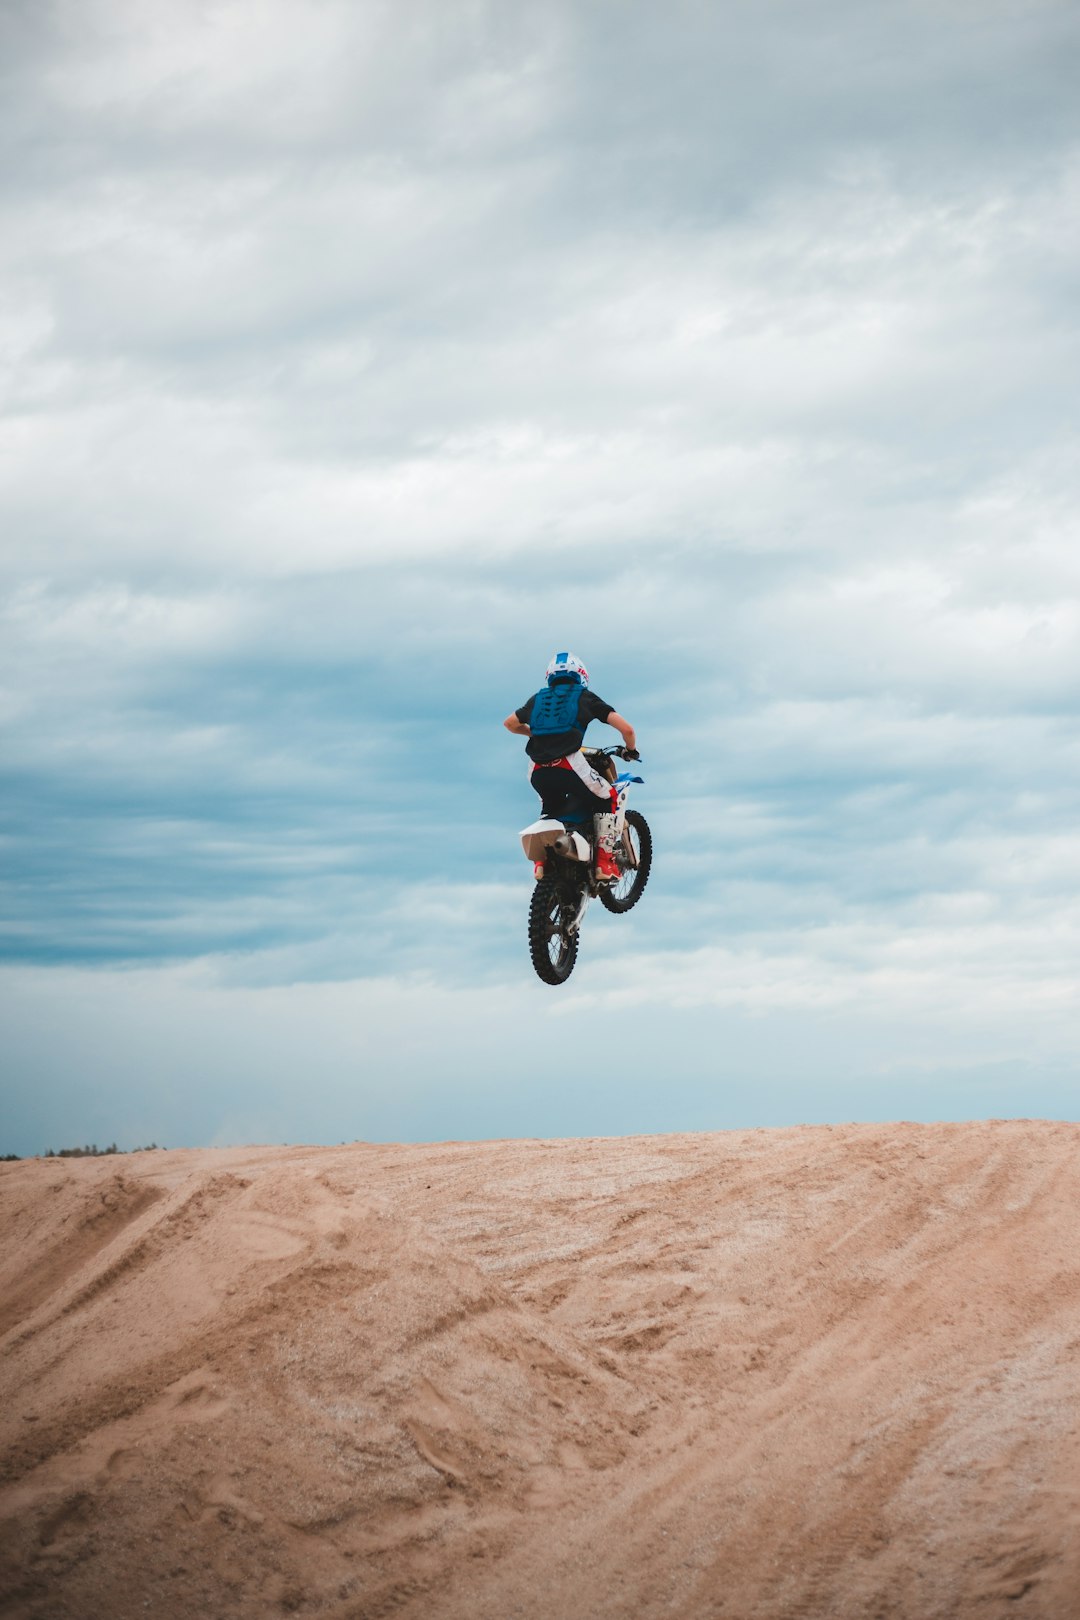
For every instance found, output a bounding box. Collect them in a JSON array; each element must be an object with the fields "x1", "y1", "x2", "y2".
[{"x1": 528, "y1": 877, "x2": 580, "y2": 985}]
